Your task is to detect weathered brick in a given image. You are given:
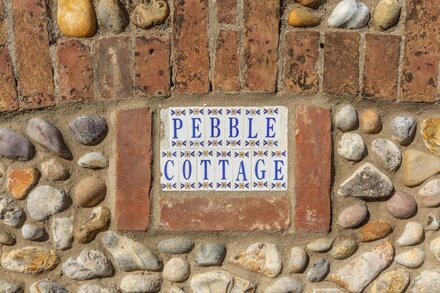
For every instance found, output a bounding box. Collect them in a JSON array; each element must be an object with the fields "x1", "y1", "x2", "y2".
[
  {"x1": 295, "y1": 105, "x2": 331, "y2": 232},
  {"x1": 363, "y1": 34, "x2": 400, "y2": 100},
  {"x1": 0, "y1": 47, "x2": 18, "y2": 112},
  {"x1": 323, "y1": 31, "x2": 359, "y2": 96},
  {"x1": 161, "y1": 196, "x2": 290, "y2": 231},
  {"x1": 173, "y1": 0, "x2": 209, "y2": 93},
  {"x1": 57, "y1": 40, "x2": 93, "y2": 101},
  {"x1": 401, "y1": 0, "x2": 440, "y2": 102},
  {"x1": 213, "y1": 30, "x2": 240, "y2": 92},
  {"x1": 217, "y1": 0, "x2": 237, "y2": 24},
  {"x1": 95, "y1": 36, "x2": 132, "y2": 100},
  {"x1": 135, "y1": 34, "x2": 170, "y2": 96},
  {"x1": 0, "y1": 0, "x2": 7, "y2": 45},
  {"x1": 12, "y1": 0, "x2": 54, "y2": 108},
  {"x1": 116, "y1": 107, "x2": 152, "y2": 231},
  {"x1": 244, "y1": 0, "x2": 279, "y2": 92},
  {"x1": 284, "y1": 31, "x2": 320, "y2": 94}
]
